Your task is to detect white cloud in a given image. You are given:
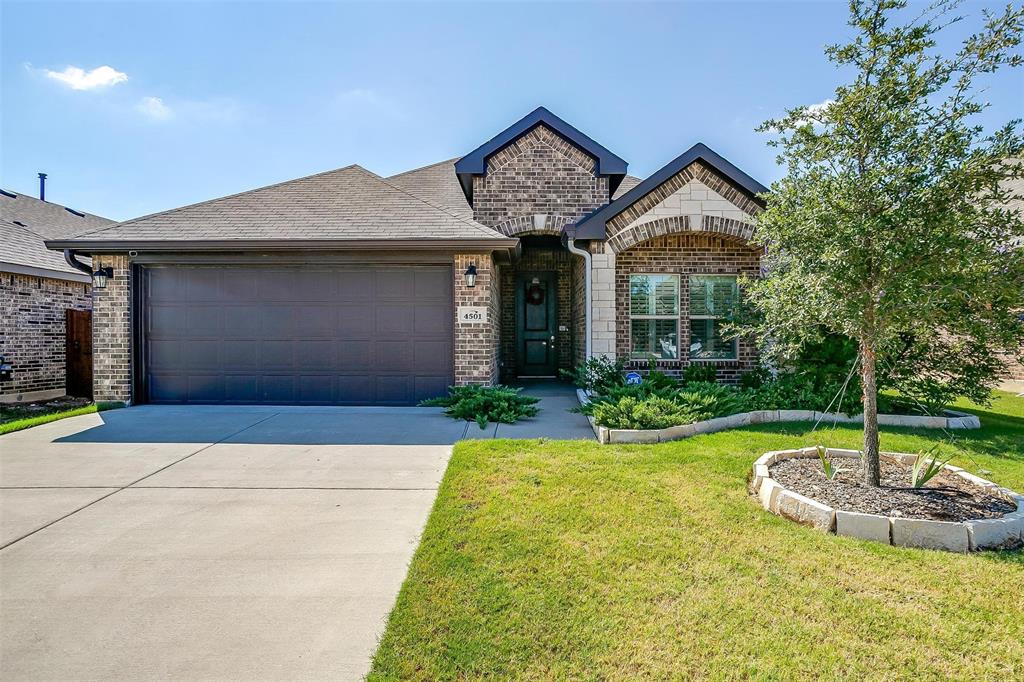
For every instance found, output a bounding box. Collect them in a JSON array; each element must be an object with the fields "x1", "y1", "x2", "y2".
[
  {"x1": 45, "y1": 65, "x2": 128, "y2": 91},
  {"x1": 136, "y1": 96, "x2": 172, "y2": 121},
  {"x1": 796, "y1": 98, "x2": 835, "y2": 126}
]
